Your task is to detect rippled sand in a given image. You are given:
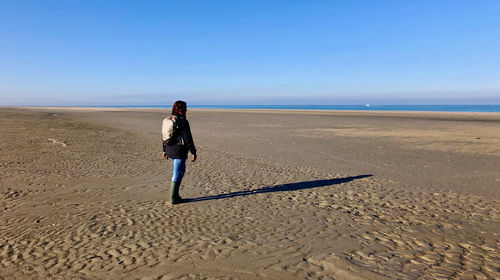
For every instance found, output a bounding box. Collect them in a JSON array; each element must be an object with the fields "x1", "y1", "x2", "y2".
[{"x1": 1, "y1": 108, "x2": 499, "y2": 279}]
